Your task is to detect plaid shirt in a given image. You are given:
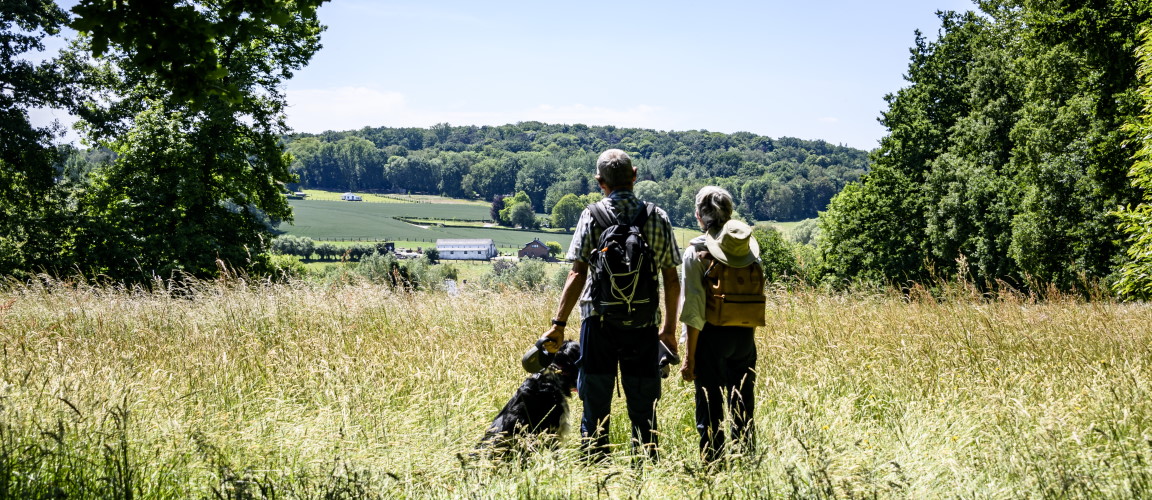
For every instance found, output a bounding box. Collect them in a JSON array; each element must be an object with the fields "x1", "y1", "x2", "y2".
[{"x1": 566, "y1": 190, "x2": 680, "y2": 320}]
